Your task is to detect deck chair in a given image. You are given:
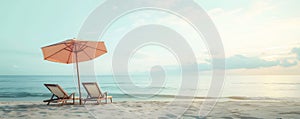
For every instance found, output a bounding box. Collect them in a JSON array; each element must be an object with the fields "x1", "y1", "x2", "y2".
[
  {"x1": 43, "y1": 84, "x2": 76, "y2": 105},
  {"x1": 82, "y1": 82, "x2": 113, "y2": 104}
]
